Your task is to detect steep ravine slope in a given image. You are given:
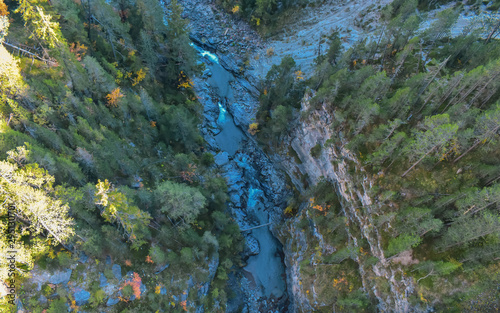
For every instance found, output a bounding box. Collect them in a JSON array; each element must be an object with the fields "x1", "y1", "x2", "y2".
[{"x1": 274, "y1": 94, "x2": 419, "y2": 312}]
